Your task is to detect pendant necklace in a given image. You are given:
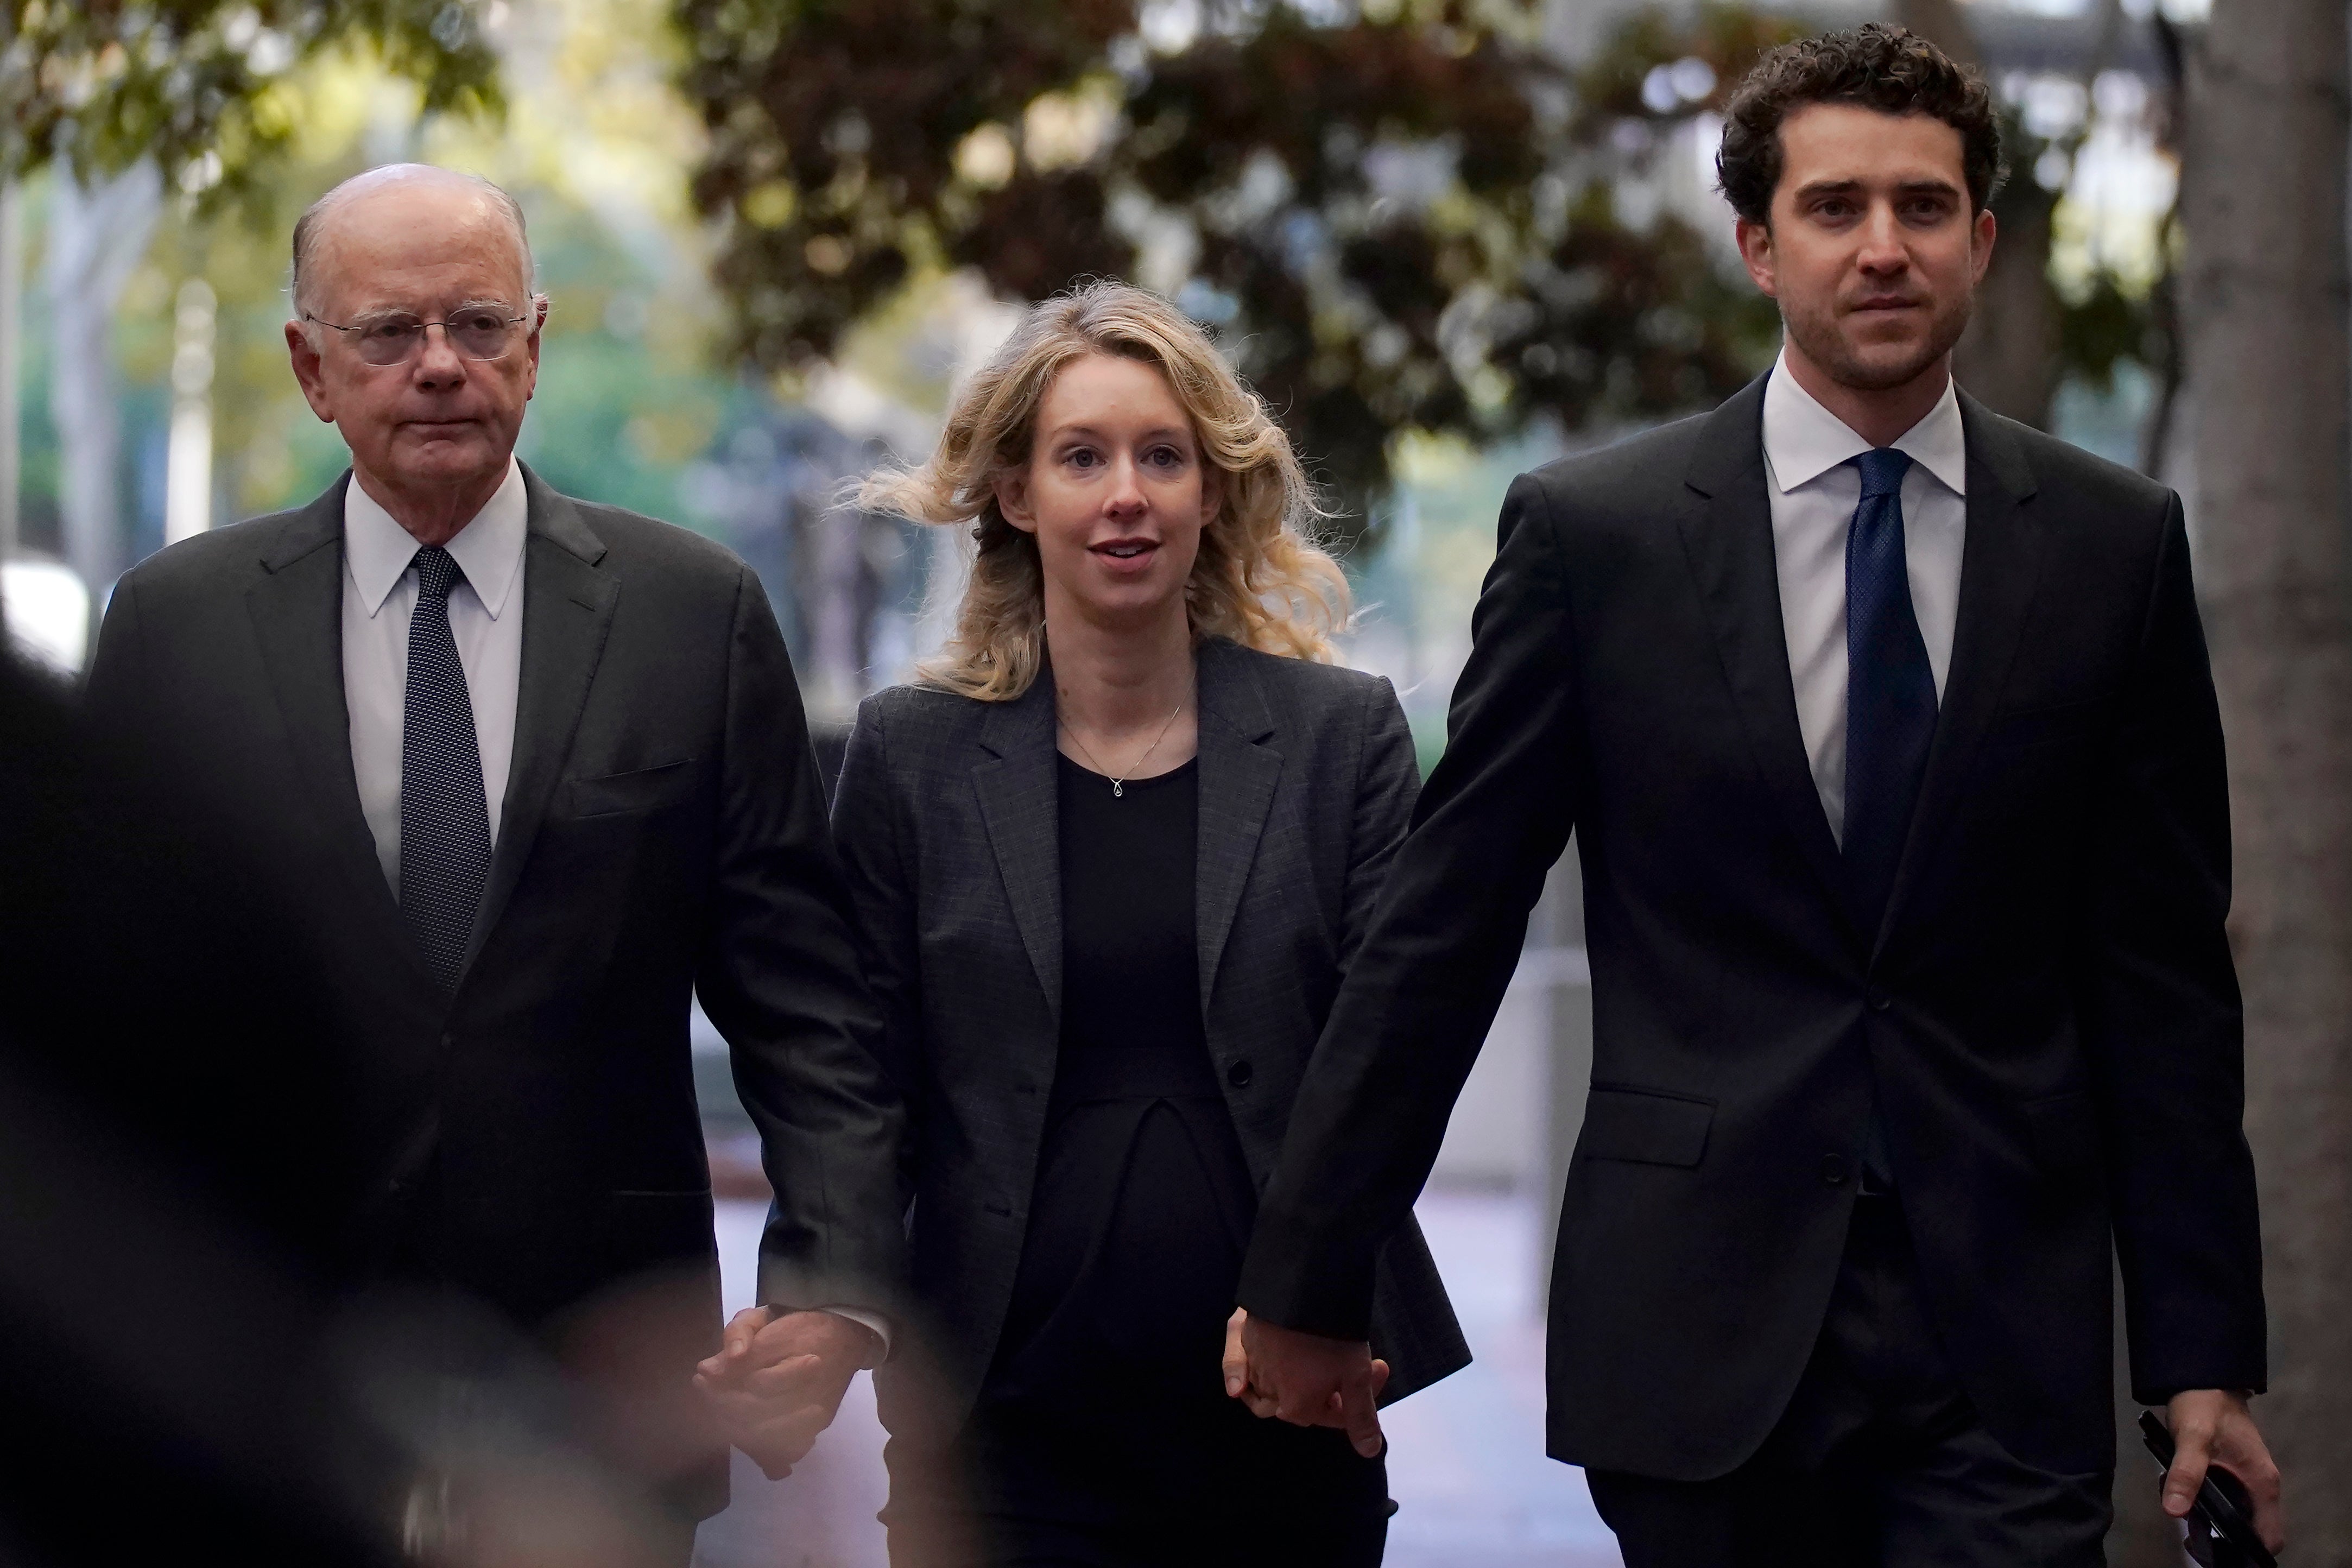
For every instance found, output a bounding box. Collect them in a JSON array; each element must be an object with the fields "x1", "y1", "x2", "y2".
[{"x1": 1060, "y1": 695, "x2": 1187, "y2": 797}]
